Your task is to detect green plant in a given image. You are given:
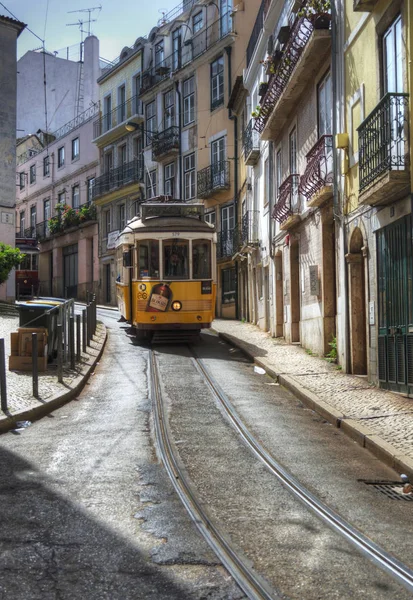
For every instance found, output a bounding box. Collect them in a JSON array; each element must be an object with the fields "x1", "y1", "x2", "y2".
[
  {"x1": 48, "y1": 216, "x2": 62, "y2": 234},
  {"x1": 0, "y1": 243, "x2": 25, "y2": 285},
  {"x1": 79, "y1": 203, "x2": 96, "y2": 222},
  {"x1": 325, "y1": 335, "x2": 337, "y2": 363},
  {"x1": 251, "y1": 105, "x2": 262, "y2": 118},
  {"x1": 298, "y1": 0, "x2": 331, "y2": 18}
]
